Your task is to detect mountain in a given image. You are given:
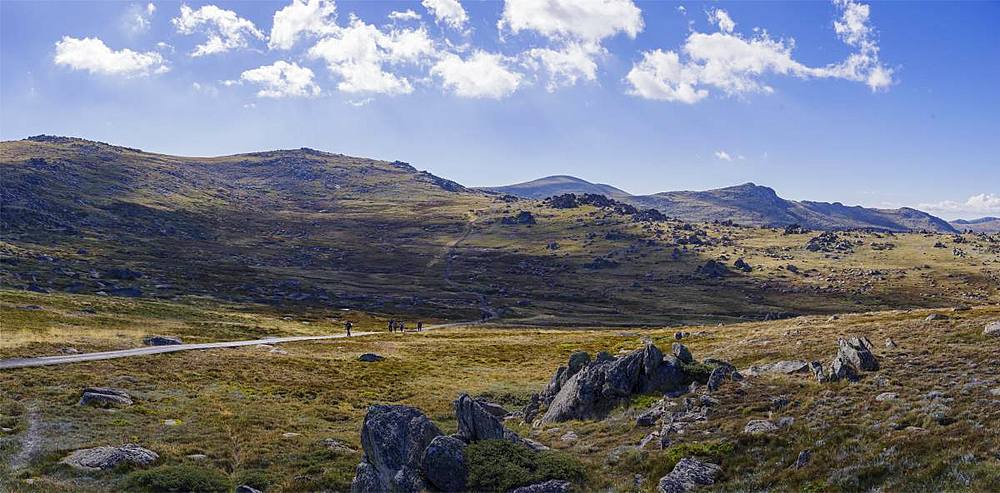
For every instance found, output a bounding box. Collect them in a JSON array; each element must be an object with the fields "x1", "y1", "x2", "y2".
[
  {"x1": 950, "y1": 217, "x2": 1000, "y2": 233},
  {"x1": 489, "y1": 176, "x2": 956, "y2": 233},
  {"x1": 480, "y1": 175, "x2": 631, "y2": 200}
]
